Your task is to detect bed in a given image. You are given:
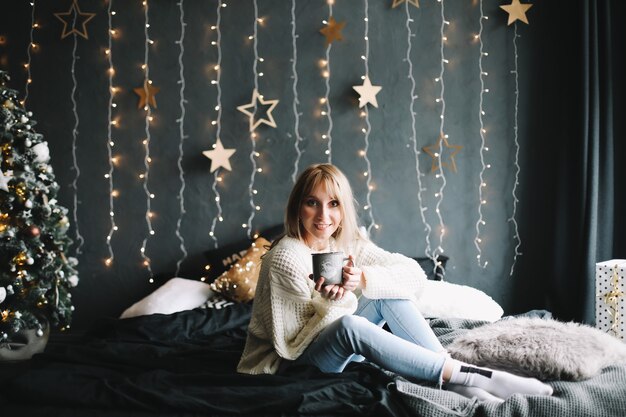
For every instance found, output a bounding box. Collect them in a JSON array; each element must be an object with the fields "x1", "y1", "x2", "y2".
[{"x1": 2, "y1": 297, "x2": 625, "y2": 417}]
